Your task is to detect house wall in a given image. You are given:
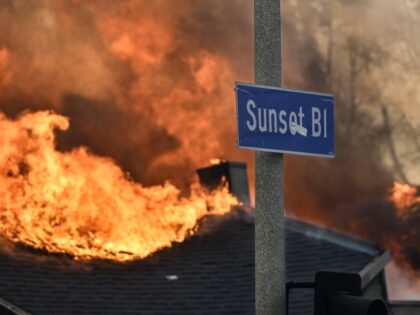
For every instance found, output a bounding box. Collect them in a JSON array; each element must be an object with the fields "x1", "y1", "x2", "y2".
[
  {"x1": 390, "y1": 301, "x2": 420, "y2": 315},
  {"x1": 361, "y1": 271, "x2": 420, "y2": 315},
  {"x1": 362, "y1": 271, "x2": 388, "y2": 301}
]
